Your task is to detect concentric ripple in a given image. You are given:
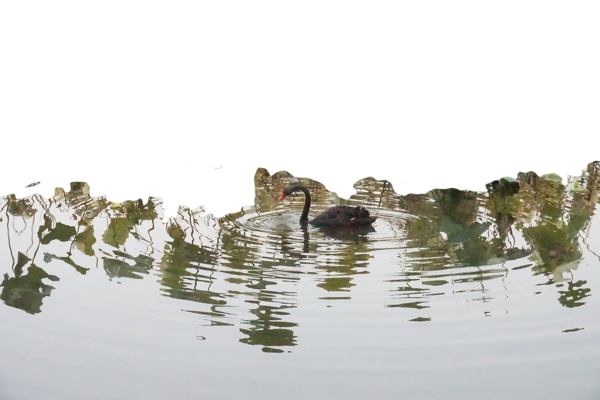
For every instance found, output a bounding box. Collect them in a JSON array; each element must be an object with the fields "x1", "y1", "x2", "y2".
[{"x1": 218, "y1": 205, "x2": 416, "y2": 262}]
